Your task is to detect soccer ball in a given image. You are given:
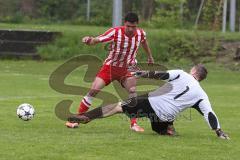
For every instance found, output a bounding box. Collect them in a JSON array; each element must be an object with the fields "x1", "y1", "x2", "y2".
[{"x1": 17, "y1": 103, "x2": 35, "y2": 121}]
